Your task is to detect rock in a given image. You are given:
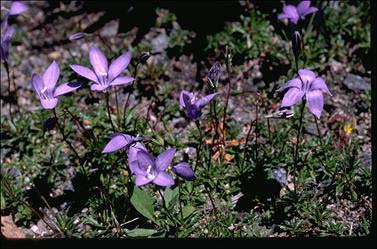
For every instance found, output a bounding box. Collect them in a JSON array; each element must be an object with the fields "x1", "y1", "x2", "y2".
[
  {"x1": 99, "y1": 19, "x2": 119, "y2": 38},
  {"x1": 151, "y1": 33, "x2": 169, "y2": 53},
  {"x1": 343, "y1": 73, "x2": 370, "y2": 92},
  {"x1": 1, "y1": 216, "x2": 26, "y2": 238},
  {"x1": 358, "y1": 149, "x2": 371, "y2": 170}
]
